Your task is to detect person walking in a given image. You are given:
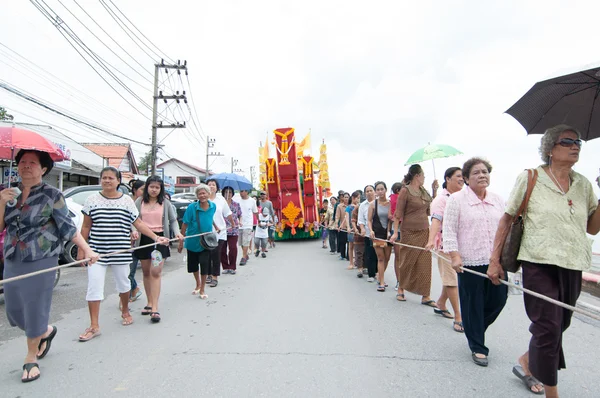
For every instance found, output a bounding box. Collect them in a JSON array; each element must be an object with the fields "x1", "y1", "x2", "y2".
[
  {"x1": 358, "y1": 185, "x2": 377, "y2": 282},
  {"x1": 254, "y1": 207, "x2": 271, "y2": 258},
  {"x1": 133, "y1": 176, "x2": 183, "y2": 323},
  {"x1": 488, "y1": 125, "x2": 600, "y2": 396},
  {"x1": 128, "y1": 179, "x2": 145, "y2": 303},
  {"x1": 319, "y1": 198, "x2": 329, "y2": 249},
  {"x1": 206, "y1": 179, "x2": 233, "y2": 288},
  {"x1": 79, "y1": 167, "x2": 169, "y2": 342},
  {"x1": 235, "y1": 189, "x2": 258, "y2": 266},
  {"x1": 443, "y1": 158, "x2": 507, "y2": 367},
  {"x1": 326, "y1": 197, "x2": 337, "y2": 254},
  {"x1": 221, "y1": 186, "x2": 242, "y2": 275},
  {"x1": 1, "y1": 150, "x2": 99, "y2": 382},
  {"x1": 343, "y1": 191, "x2": 361, "y2": 270},
  {"x1": 368, "y1": 182, "x2": 392, "y2": 291},
  {"x1": 179, "y1": 184, "x2": 218, "y2": 299},
  {"x1": 336, "y1": 192, "x2": 349, "y2": 261},
  {"x1": 391, "y1": 165, "x2": 436, "y2": 306},
  {"x1": 425, "y1": 167, "x2": 465, "y2": 333}
]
